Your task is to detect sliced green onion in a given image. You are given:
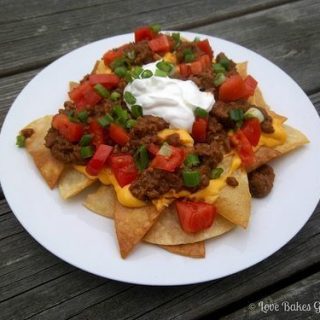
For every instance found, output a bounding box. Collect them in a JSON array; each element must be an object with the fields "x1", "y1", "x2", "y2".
[
  {"x1": 115, "y1": 66, "x2": 127, "y2": 77},
  {"x1": 16, "y1": 134, "x2": 25, "y2": 148},
  {"x1": 244, "y1": 107, "x2": 265, "y2": 123},
  {"x1": 219, "y1": 57, "x2": 230, "y2": 70},
  {"x1": 211, "y1": 167, "x2": 224, "y2": 179},
  {"x1": 126, "y1": 50, "x2": 135, "y2": 60},
  {"x1": 67, "y1": 110, "x2": 78, "y2": 123},
  {"x1": 98, "y1": 114, "x2": 114, "y2": 127},
  {"x1": 213, "y1": 73, "x2": 226, "y2": 86},
  {"x1": 230, "y1": 109, "x2": 244, "y2": 122},
  {"x1": 110, "y1": 57, "x2": 127, "y2": 70},
  {"x1": 158, "y1": 142, "x2": 172, "y2": 157},
  {"x1": 155, "y1": 69, "x2": 167, "y2": 77},
  {"x1": 110, "y1": 91, "x2": 121, "y2": 101},
  {"x1": 213, "y1": 63, "x2": 226, "y2": 74},
  {"x1": 156, "y1": 61, "x2": 173, "y2": 73},
  {"x1": 124, "y1": 91, "x2": 136, "y2": 105},
  {"x1": 131, "y1": 105, "x2": 143, "y2": 118},
  {"x1": 77, "y1": 111, "x2": 88, "y2": 123},
  {"x1": 141, "y1": 69, "x2": 153, "y2": 78},
  {"x1": 124, "y1": 72, "x2": 133, "y2": 83},
  {"x1": 112, "y1": 105, "x2": 128, "y2": 126},
  {"x1": 79, "y1": 134, "x2": 93, "y2": 146},
  {"x1": 184, "y1": 154, "x2": 200, "y2": 167},
  {"x1": 184, "y1": 52, "x2": 195, "y2": 63},
  {"x1": 150, "y1": 24, "x2": 161, "y2": 33},
  {"x1": 80, "y1": 146, "x2": 94, "y2": 159},
  {"x1": 172, "y1": 32, "x2": 180, "y2": 44},
  {"x1": 194, "y1": 107, "x2": 208, "y2": 118},
  {"x1": 183, "y1": 170, "x2": 201, "y2": 187},
  {"x1": 94, "y1": 83, "x2": 110, "y2": 98},
  {"x1": 131, "y1": 66, "x2": 143, "y2": 78},
  {"x1": 134, "y1": 145, "x2": 149, "y2": 171},
  {"x1": 126, "y1": 119, "x2": 137, "y2": 129}
]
